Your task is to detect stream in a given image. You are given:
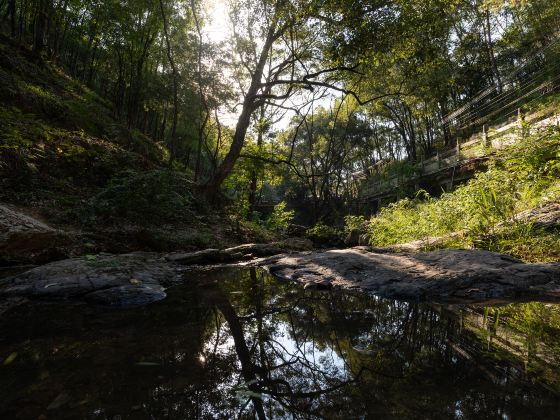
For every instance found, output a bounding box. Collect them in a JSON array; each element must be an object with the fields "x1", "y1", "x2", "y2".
[{"x1": 1, "y1": 267, "x2": 560, "y2": 419}]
